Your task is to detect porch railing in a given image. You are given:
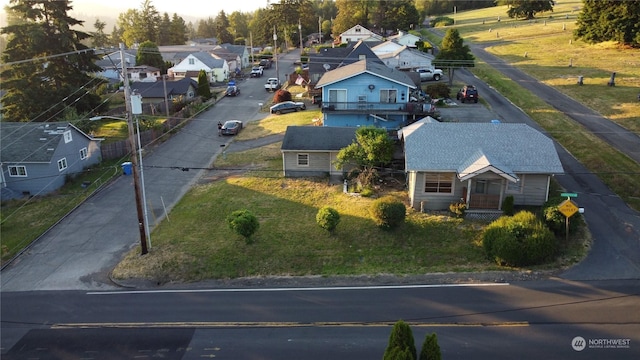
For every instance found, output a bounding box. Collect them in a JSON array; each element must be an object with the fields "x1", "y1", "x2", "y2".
[{"x1": 468, "y1": 194, "x2": 500, "y2": 209}]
